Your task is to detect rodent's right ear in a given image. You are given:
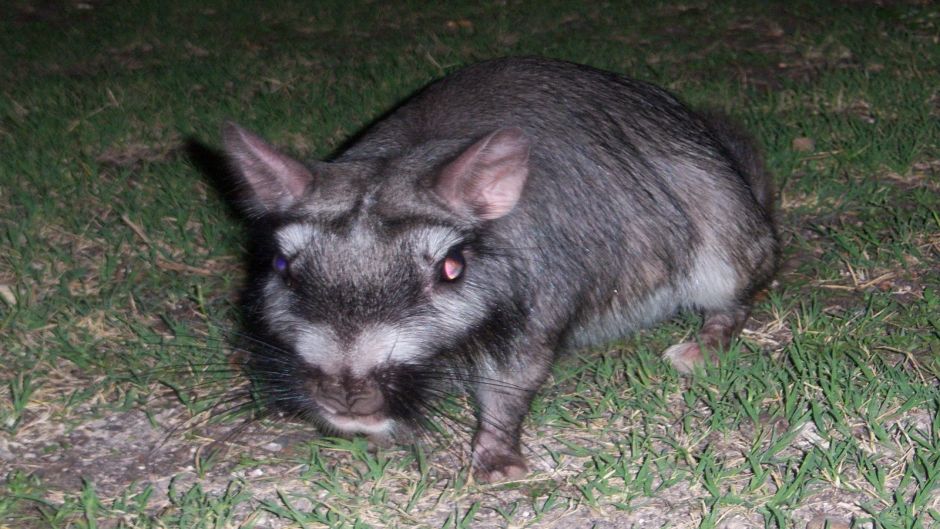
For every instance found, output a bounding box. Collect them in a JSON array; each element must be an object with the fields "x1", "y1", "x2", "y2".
[
  {"x1": 222, "y1": 122, "x2": 314, "y2": 216},
  {"x1": 434, "y1": 127, "x2": 530, "y2": 221}
]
